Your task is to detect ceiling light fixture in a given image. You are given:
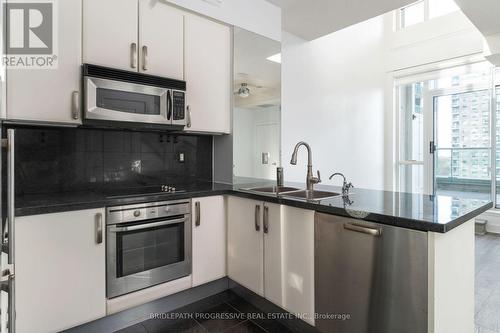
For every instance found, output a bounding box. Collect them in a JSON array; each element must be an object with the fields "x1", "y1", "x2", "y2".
[
  {"x1": 266, "y1": 53, "x2": 281, "y2": 64},
  {"x1": 238, "y1": 83, "x2": 250, "y2": 98}
]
